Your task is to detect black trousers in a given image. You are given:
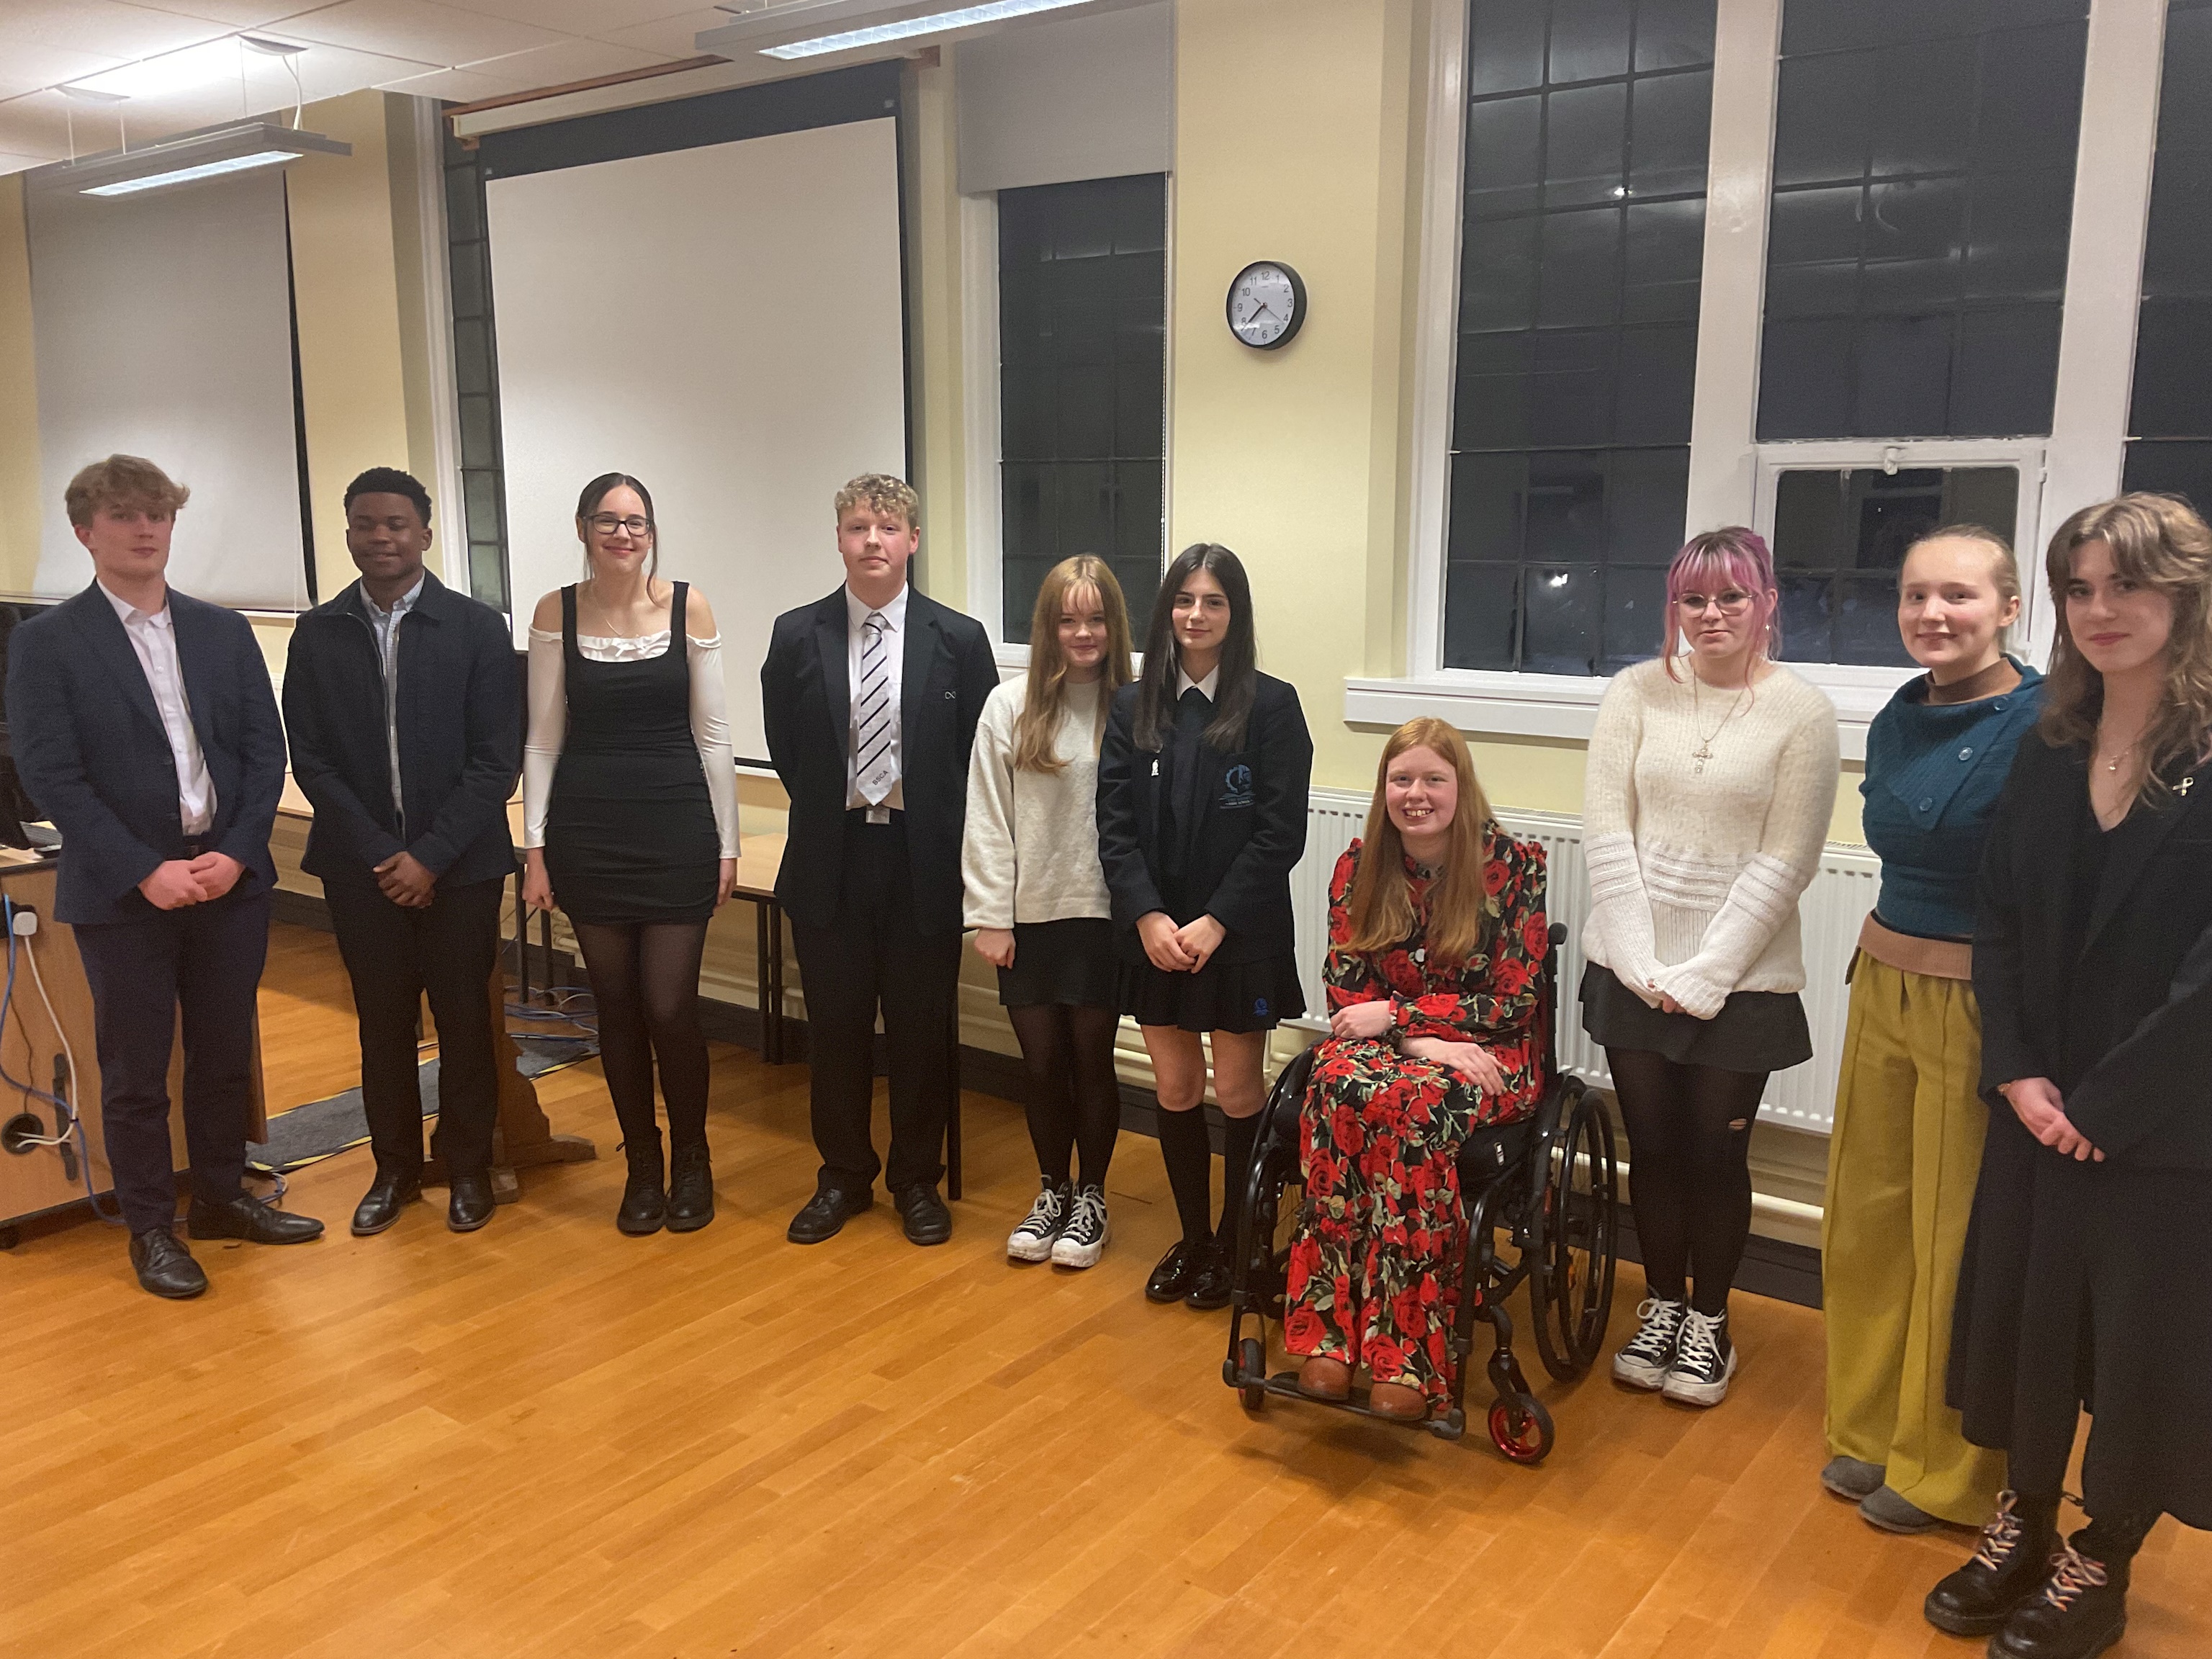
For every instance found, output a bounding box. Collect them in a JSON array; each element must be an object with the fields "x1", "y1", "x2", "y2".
[
  {"x1": 73, "y1": 886, "x2": 271, "y2": 1236},
  {"x1": 788, "y1": 816, "x2": 960, "y2": 1193},
  {"x1": 323, "y1": 873, "x2": 505, "y2": 1180}
]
